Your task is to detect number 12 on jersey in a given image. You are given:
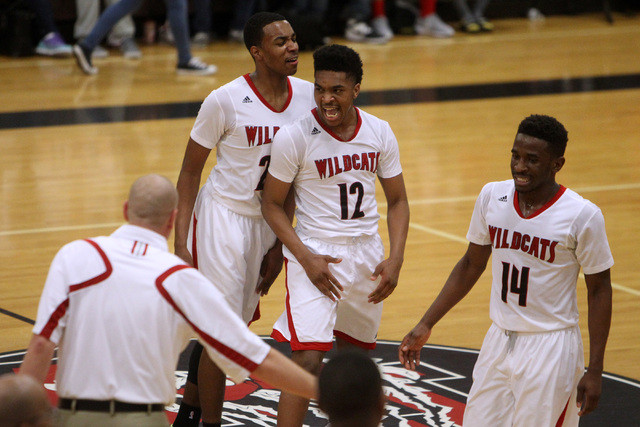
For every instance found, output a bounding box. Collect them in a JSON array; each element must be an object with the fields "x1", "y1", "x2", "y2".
[
  {"x1": 338, "y1": 182, "x2": 365, "y2": 220},
  {"x1": 501, "y1": 262, "x2": 529, "y2": 307}
]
